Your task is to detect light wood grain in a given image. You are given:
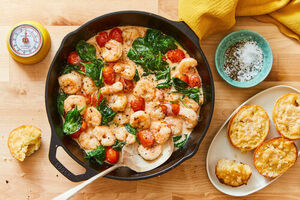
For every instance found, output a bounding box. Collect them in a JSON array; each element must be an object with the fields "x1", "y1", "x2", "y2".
[{"x1": 0, "y1": 0, "x2": 300, "y2": 199}]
